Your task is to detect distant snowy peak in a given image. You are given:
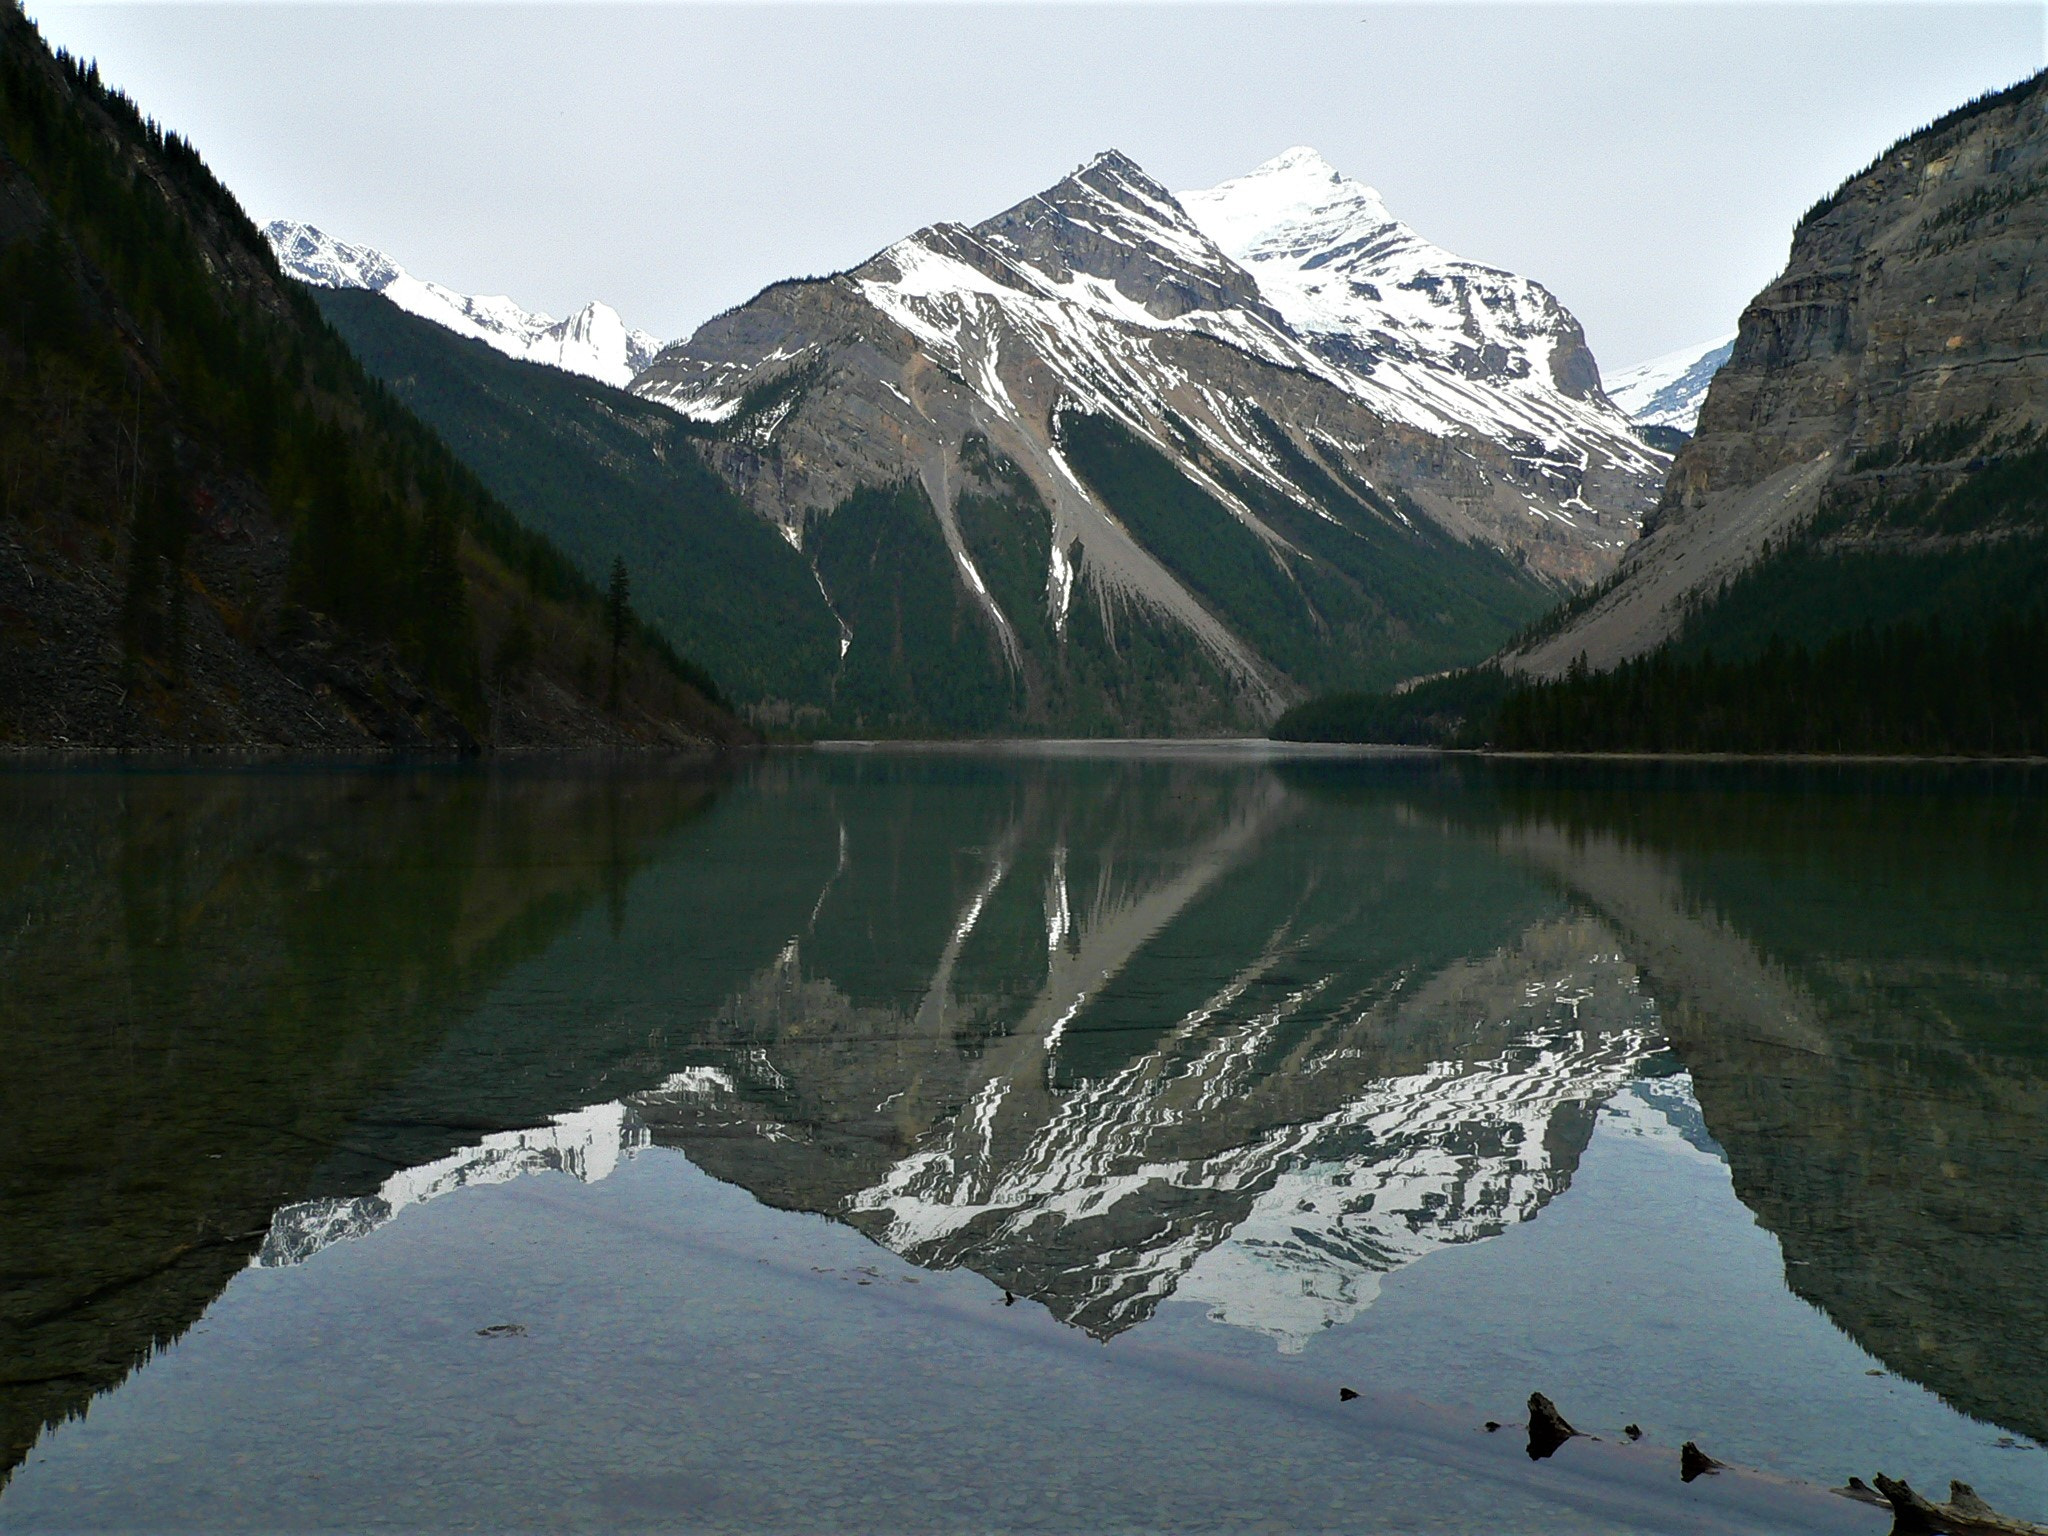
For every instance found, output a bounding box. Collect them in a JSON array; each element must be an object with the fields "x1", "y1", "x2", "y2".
[
  {"x1": 266, "y1": 220, "x2": 403, "y2": 292},
  {"x1": 1178, "y1": 149, "x2": 1656, "y2": 466},
  {"x1": 1605, "y1": 334, "x2": 1736, "y2": 433},
  {"x1": 264, "y1": 220, "x2": 662, "y2": 389}
]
